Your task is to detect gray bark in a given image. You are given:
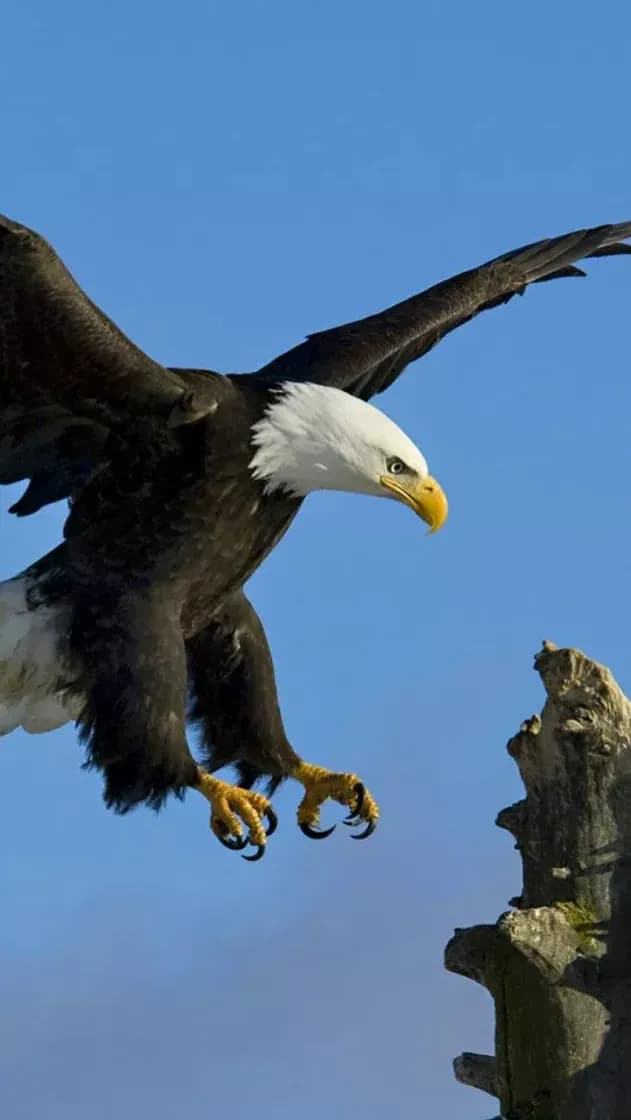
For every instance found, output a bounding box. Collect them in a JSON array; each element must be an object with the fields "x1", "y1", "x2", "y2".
[{"x1": 445, "y1": 642, "x2": 631, "y2": 1120}]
